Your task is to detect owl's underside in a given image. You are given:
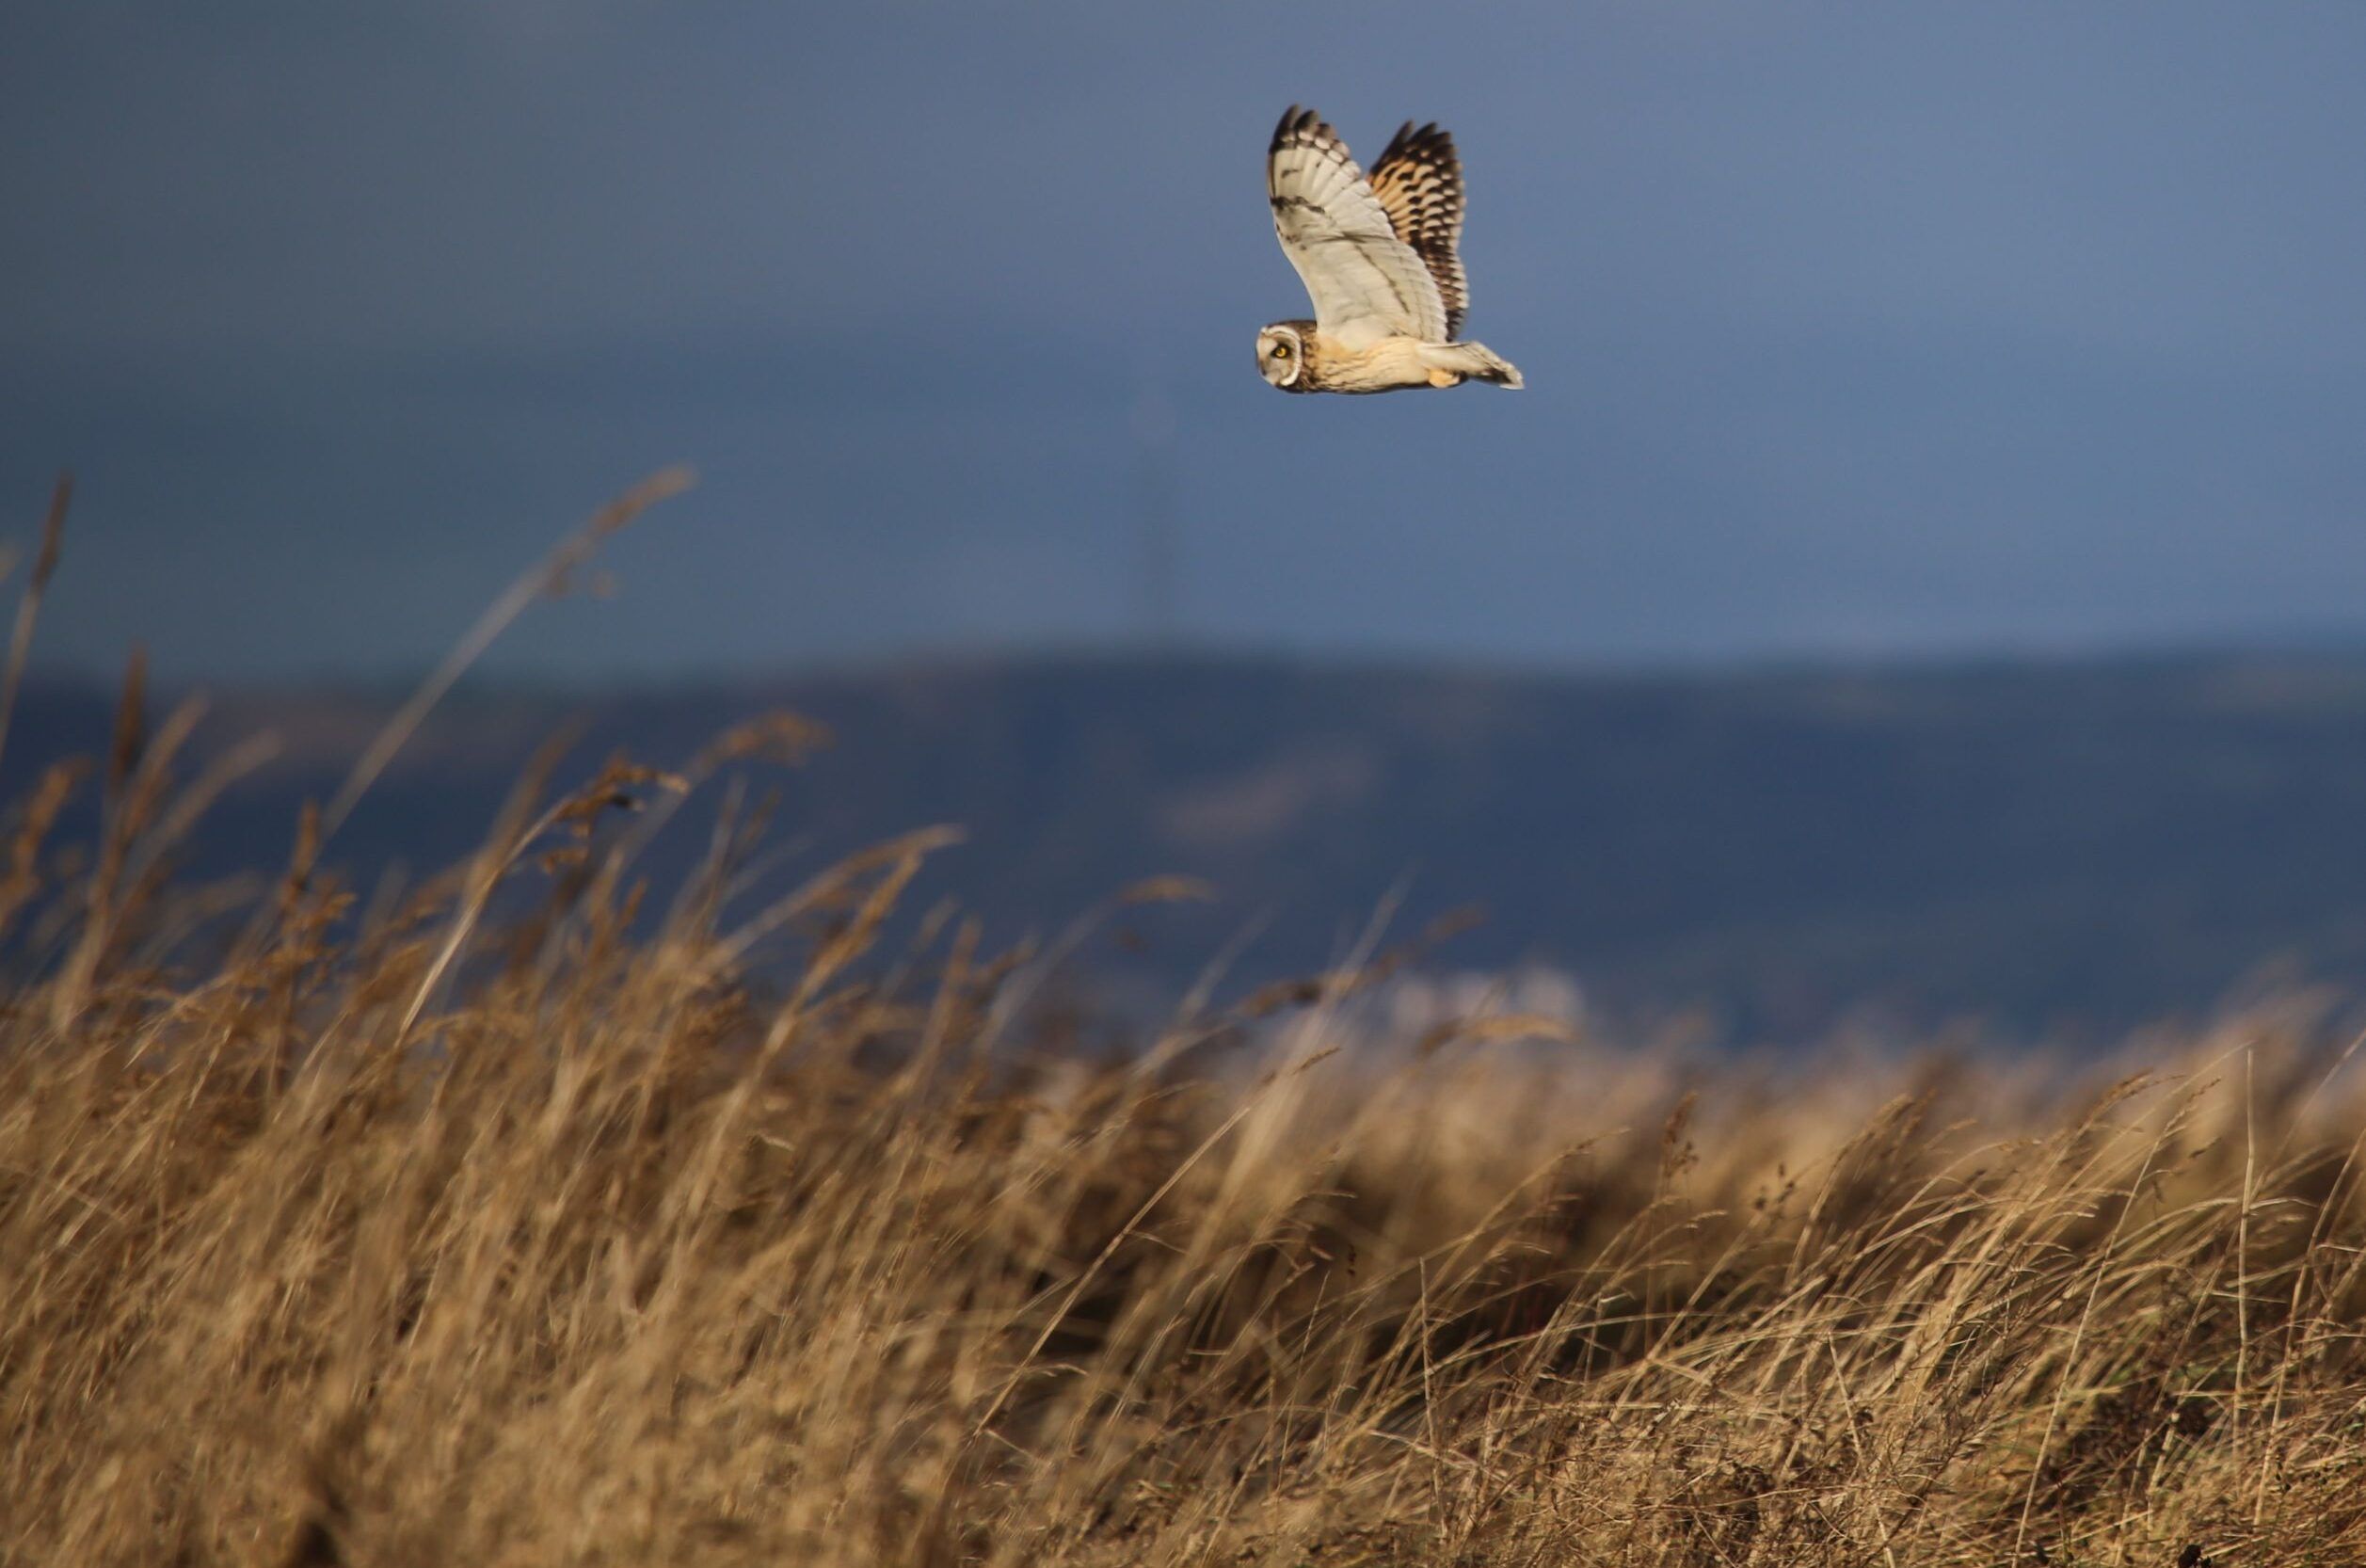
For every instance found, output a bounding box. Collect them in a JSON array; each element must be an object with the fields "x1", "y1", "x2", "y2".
[
  {"x1": 1256, "y1": 319, "x2": 1521, "y2": 395},
  {"x1": 1259, "y1": 106, "x2": 1523, "y2": 395}
]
